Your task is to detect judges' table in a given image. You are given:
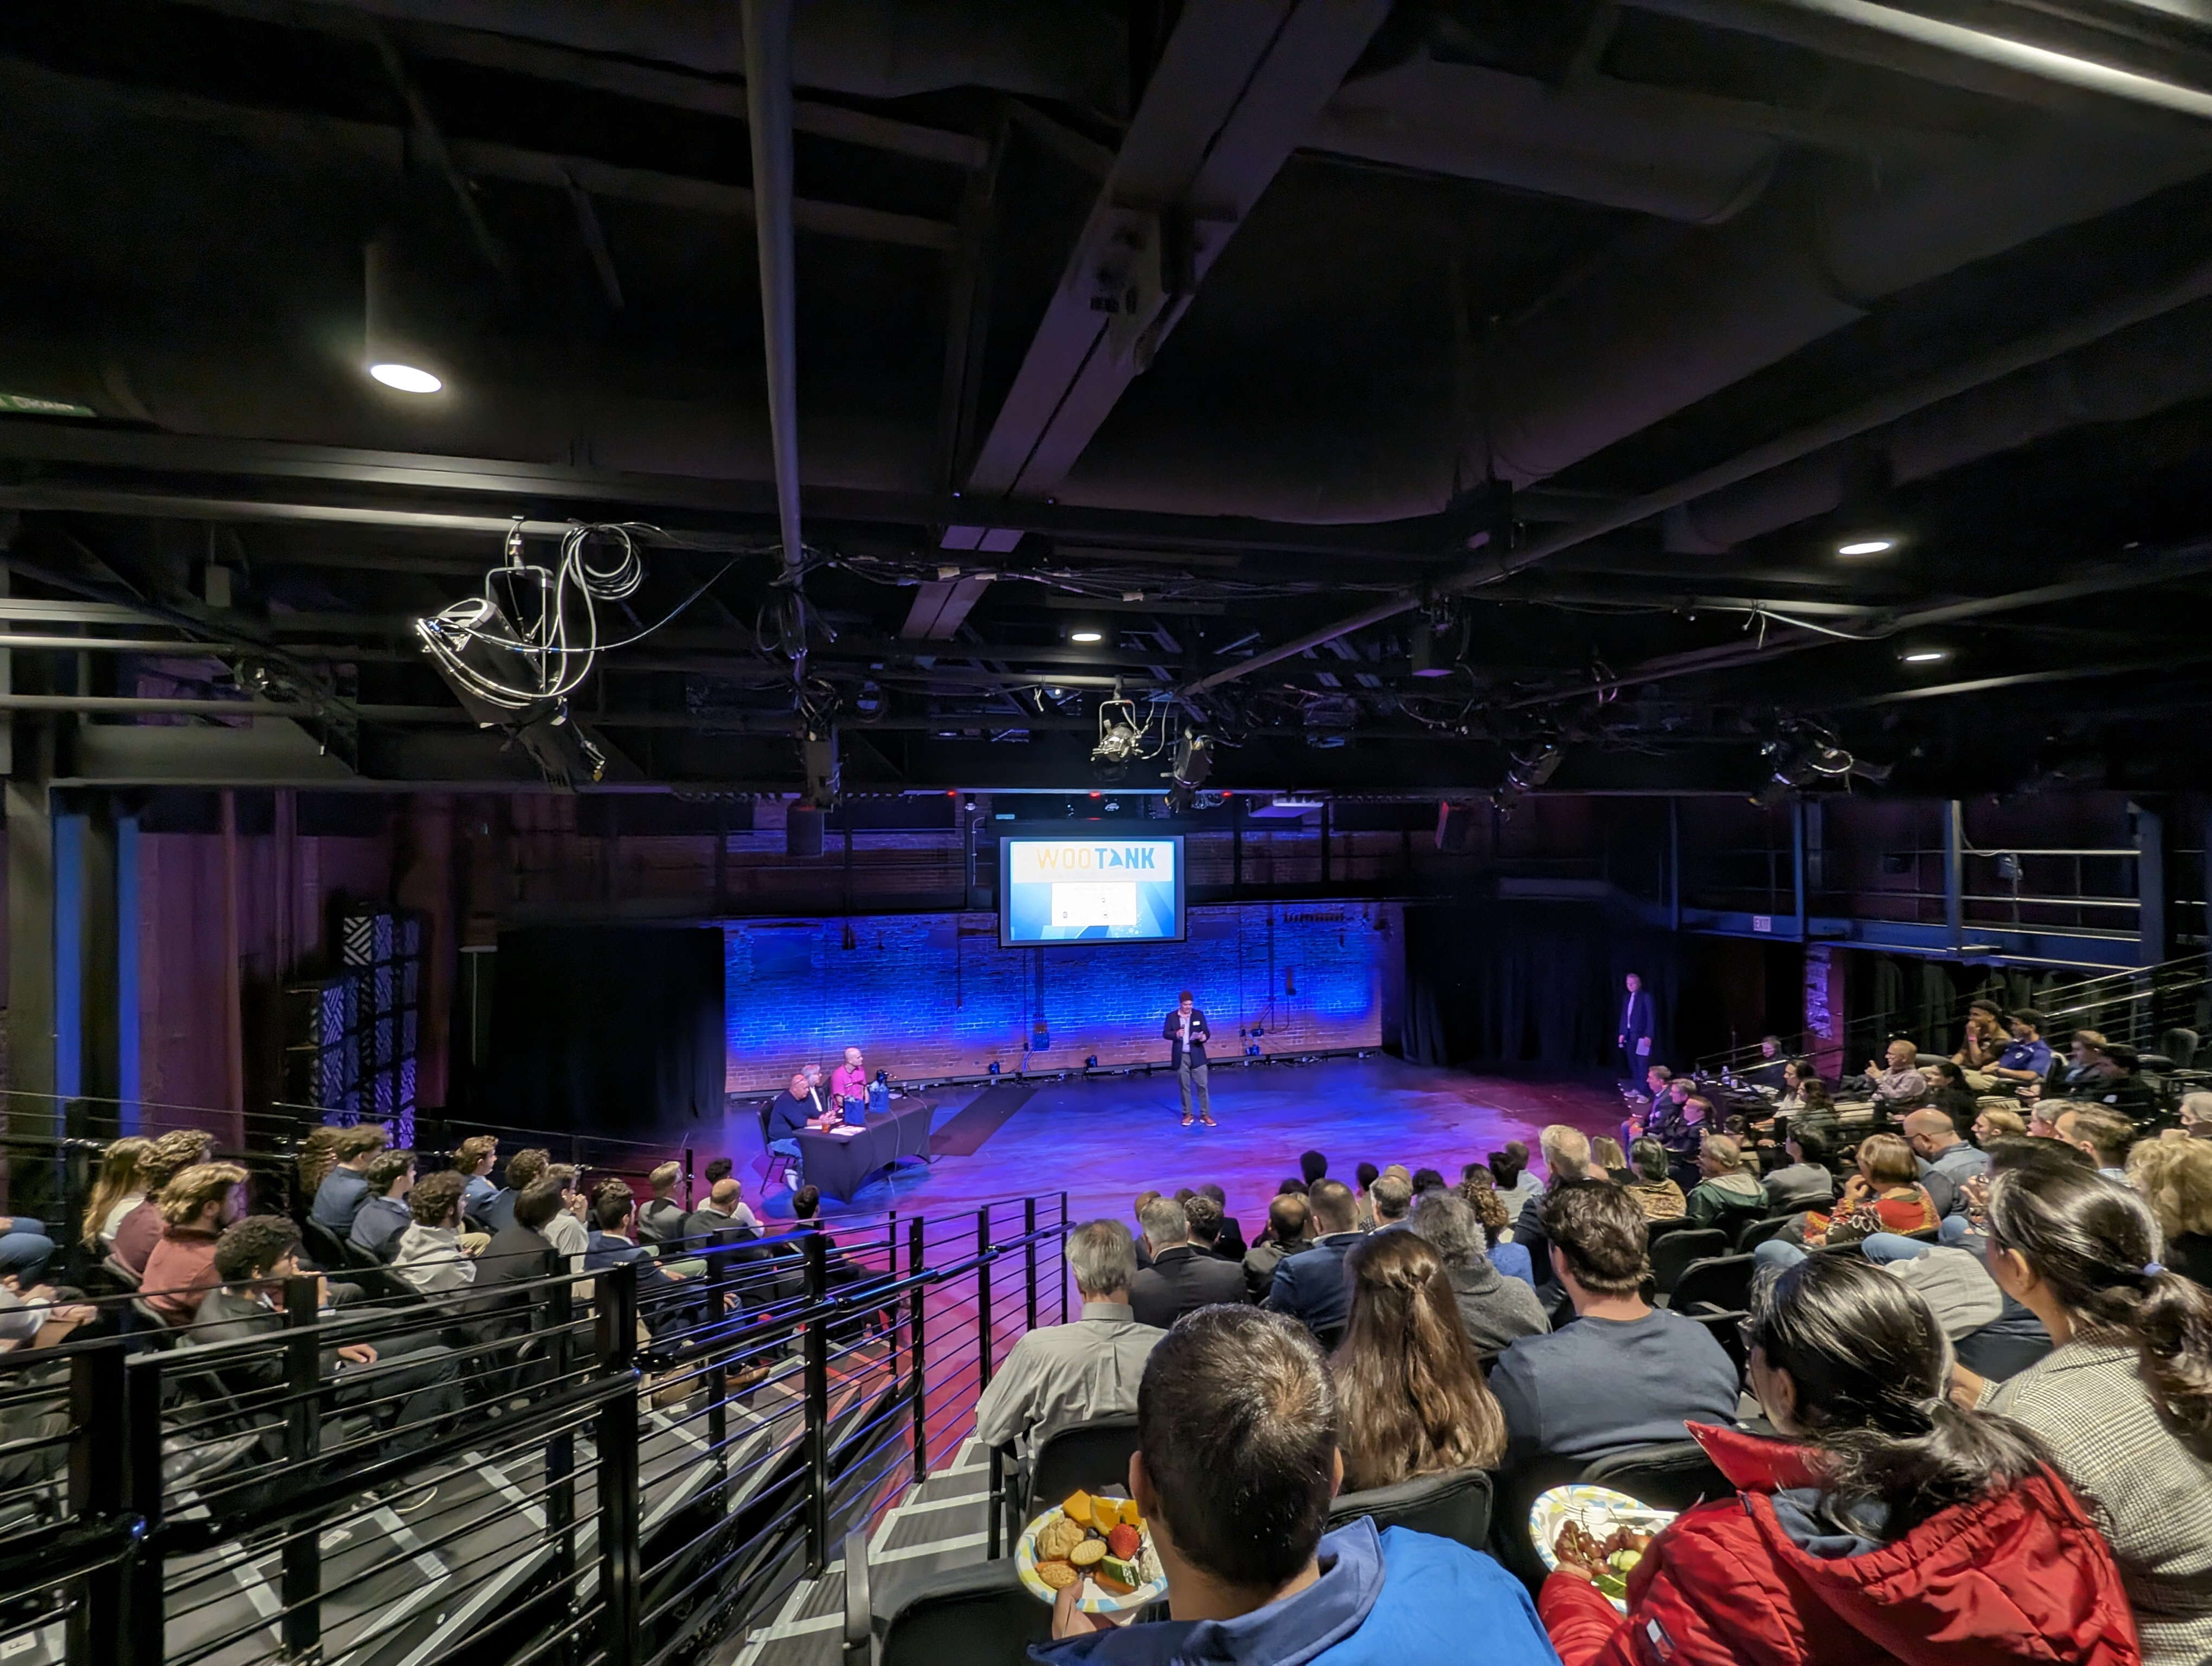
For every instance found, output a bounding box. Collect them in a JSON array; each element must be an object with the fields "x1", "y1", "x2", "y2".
[{"x1": 795, "y1": 1098, "x2": 936, "y2": 1201}]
